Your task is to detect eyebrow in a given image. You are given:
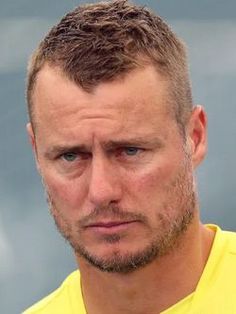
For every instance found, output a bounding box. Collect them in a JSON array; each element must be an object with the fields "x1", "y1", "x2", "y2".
[
  {"x1": 44, "y1": 137, "x2": 163, "y2": 158},
  {"x1": 44, "y1": 144, "x2": 89, "y2": 159},
  {"x1": 103, "y1": 138, "x2": 163, "y2": 150}
]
